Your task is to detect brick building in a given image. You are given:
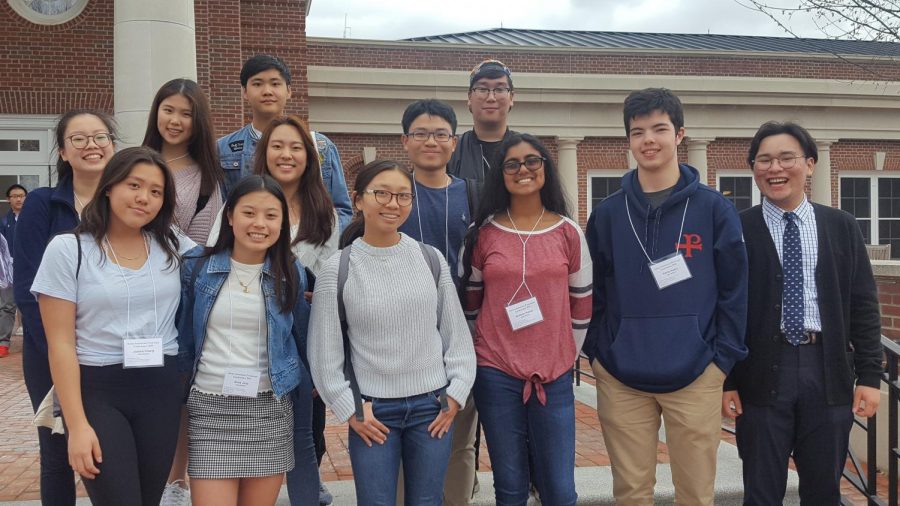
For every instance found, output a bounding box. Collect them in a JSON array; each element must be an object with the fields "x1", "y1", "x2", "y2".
[{"x1": 2, "y1": 2, "x2": 900, "y2": 277}]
